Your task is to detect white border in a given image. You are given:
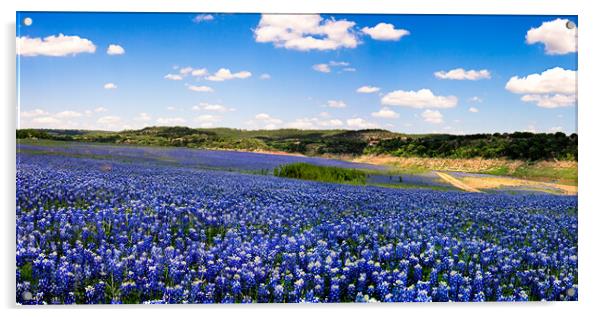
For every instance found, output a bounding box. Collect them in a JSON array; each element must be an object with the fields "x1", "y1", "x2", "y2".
[{"x1": 2, "y1": 1, "x2": 600, "y2": 317}]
